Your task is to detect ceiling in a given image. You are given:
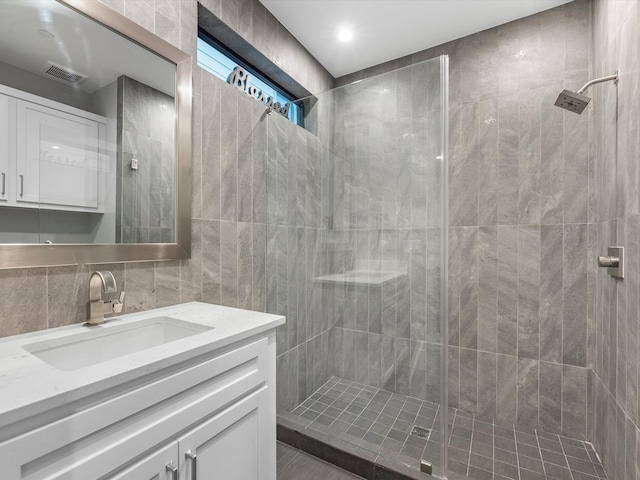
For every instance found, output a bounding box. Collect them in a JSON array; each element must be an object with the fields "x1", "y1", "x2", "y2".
[
  {"x1": 0, "y1": 0, "x2": 175, "y2": 96},
  {"x1": 259, "y1": 0, "x2": 574, "y2": 78}
]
